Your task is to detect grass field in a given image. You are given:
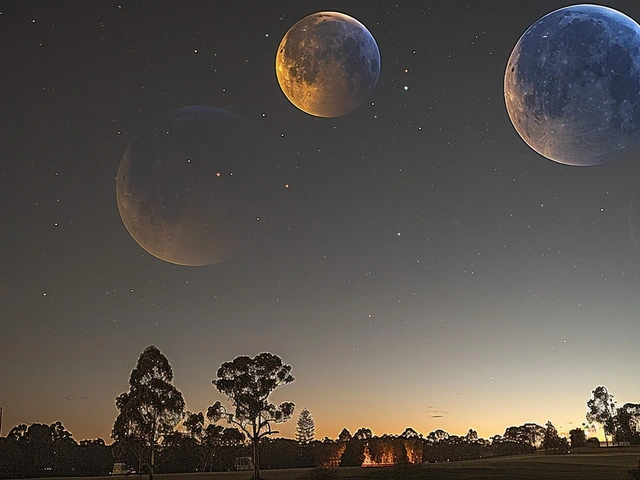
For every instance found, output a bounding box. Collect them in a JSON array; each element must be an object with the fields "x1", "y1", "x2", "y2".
[{"x1": 21, "y1": 448, "x2": 640, "y2": 480}]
